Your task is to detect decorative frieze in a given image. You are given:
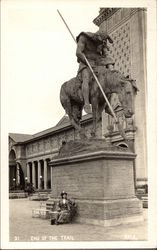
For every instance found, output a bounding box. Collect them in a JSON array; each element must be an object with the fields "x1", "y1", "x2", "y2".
[
  {"x1": 66, "y1": 130, "x2": 75, "y2": 142},
  {"x1": 50, "y1": 136, "x2": 58, "y2": 148},
  {"x1": 45, "y1": 138, "x2": 50, "y2": 152},
  {"x1": 26, "y1": 144, "x2": 31, "y2": 156},
  {"x1": 57, "y1": 134, "x2": 64, "y2": 148},
  {"x1": 74, "y1": 129, "x2": 80, "y2": 140},
  {"x1": 33, "y1": 142, "x2": 38, "y2": 153}
]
